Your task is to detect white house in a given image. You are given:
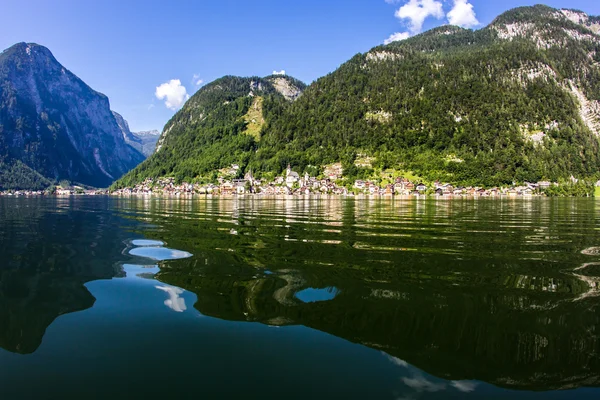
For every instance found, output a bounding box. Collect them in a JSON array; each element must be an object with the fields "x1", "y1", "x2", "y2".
[{"x1": 285, "y1": 164, "x2": 300, "y2": 187}]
